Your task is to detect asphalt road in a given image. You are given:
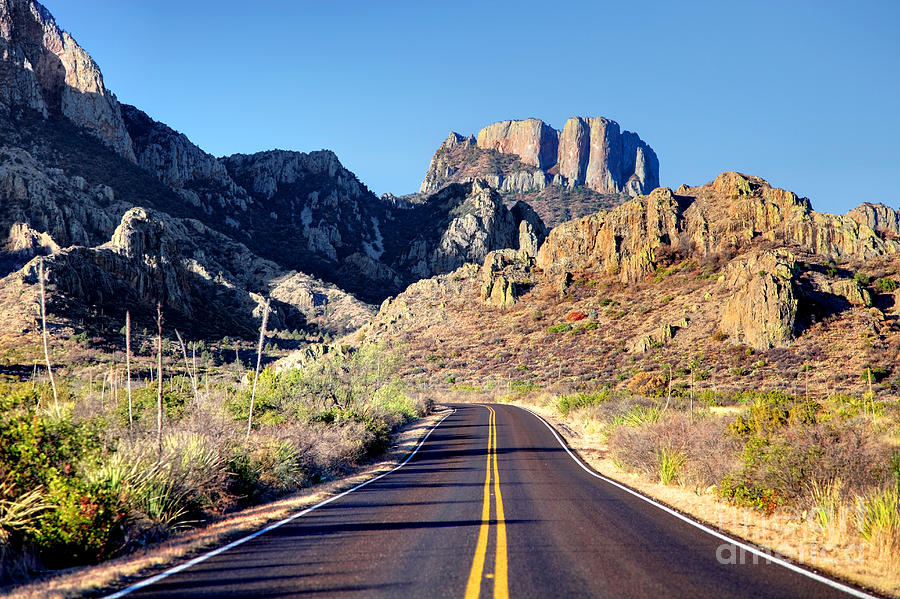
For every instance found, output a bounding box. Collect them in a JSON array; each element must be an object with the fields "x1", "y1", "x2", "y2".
[{"x1": 107, "y1": 404, "x2": 874, "y2": 598}]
